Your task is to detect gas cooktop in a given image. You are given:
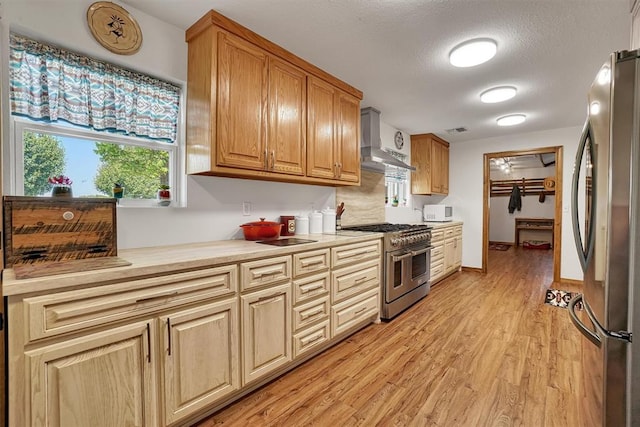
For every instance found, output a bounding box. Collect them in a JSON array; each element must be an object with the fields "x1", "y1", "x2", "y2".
[
  {"x1": 256, "y1": 238, "x2": 317, "y2": 246},
  {"x1": 341, "y1": 223, "x2": 430, "y2": 233}
]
